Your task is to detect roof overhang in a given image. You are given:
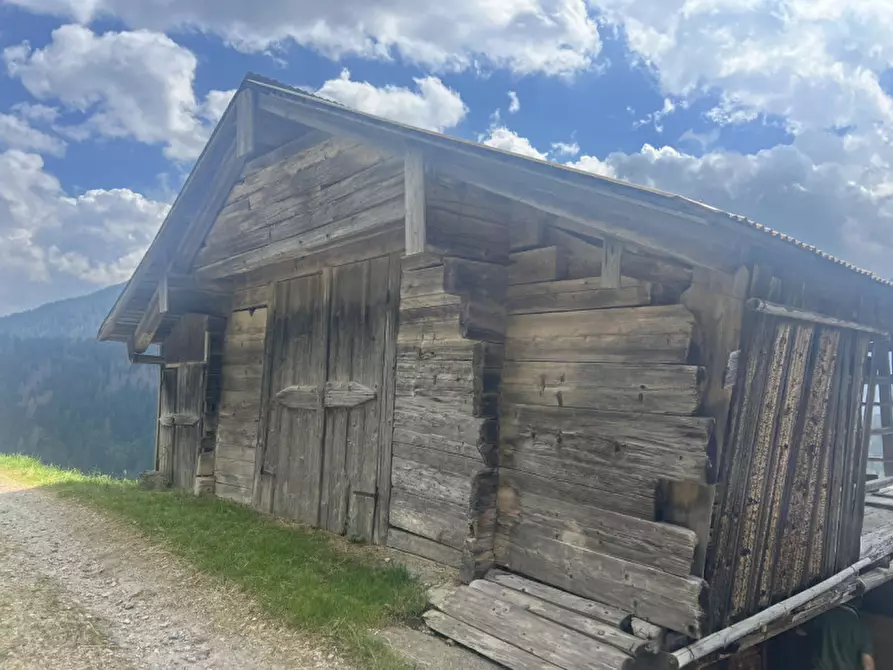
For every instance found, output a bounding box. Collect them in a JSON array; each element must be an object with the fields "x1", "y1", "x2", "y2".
[{"x1": 99, "y1": 73, "x2": 893, "y2": 345}]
